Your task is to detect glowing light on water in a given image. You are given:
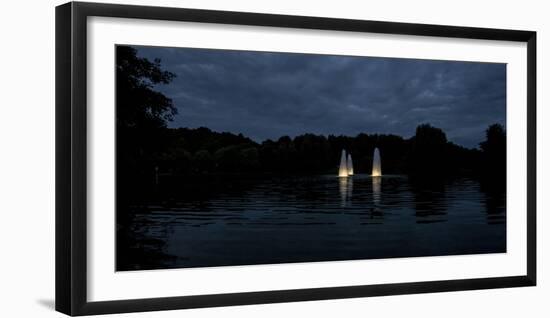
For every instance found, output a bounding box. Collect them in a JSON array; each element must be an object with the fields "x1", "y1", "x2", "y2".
[
  {"x1": 372, "y1": 147, "x2": 382, "y2": 177},
  {"x1": 347, "y1": 154, "x2": 354, "y2": 176},
  {"x1": 372, "y1": 176, "x2": 381, "y2": 206},
  {"x1": 339, "y1": 177, "x2": 353, "y2": 207},
  {"x1": 338, "y1": 150, "x2": 349, "y2": 177}
]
